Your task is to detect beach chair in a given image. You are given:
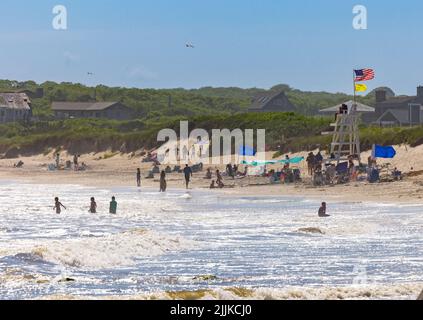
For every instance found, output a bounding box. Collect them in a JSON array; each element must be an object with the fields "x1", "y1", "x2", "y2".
[
  {"x1": 335, "y1": 162, "x2": 350, "y2": 184},
  {"x1": 368, "y1": 168, "x2": 380, "y2": 183}
]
